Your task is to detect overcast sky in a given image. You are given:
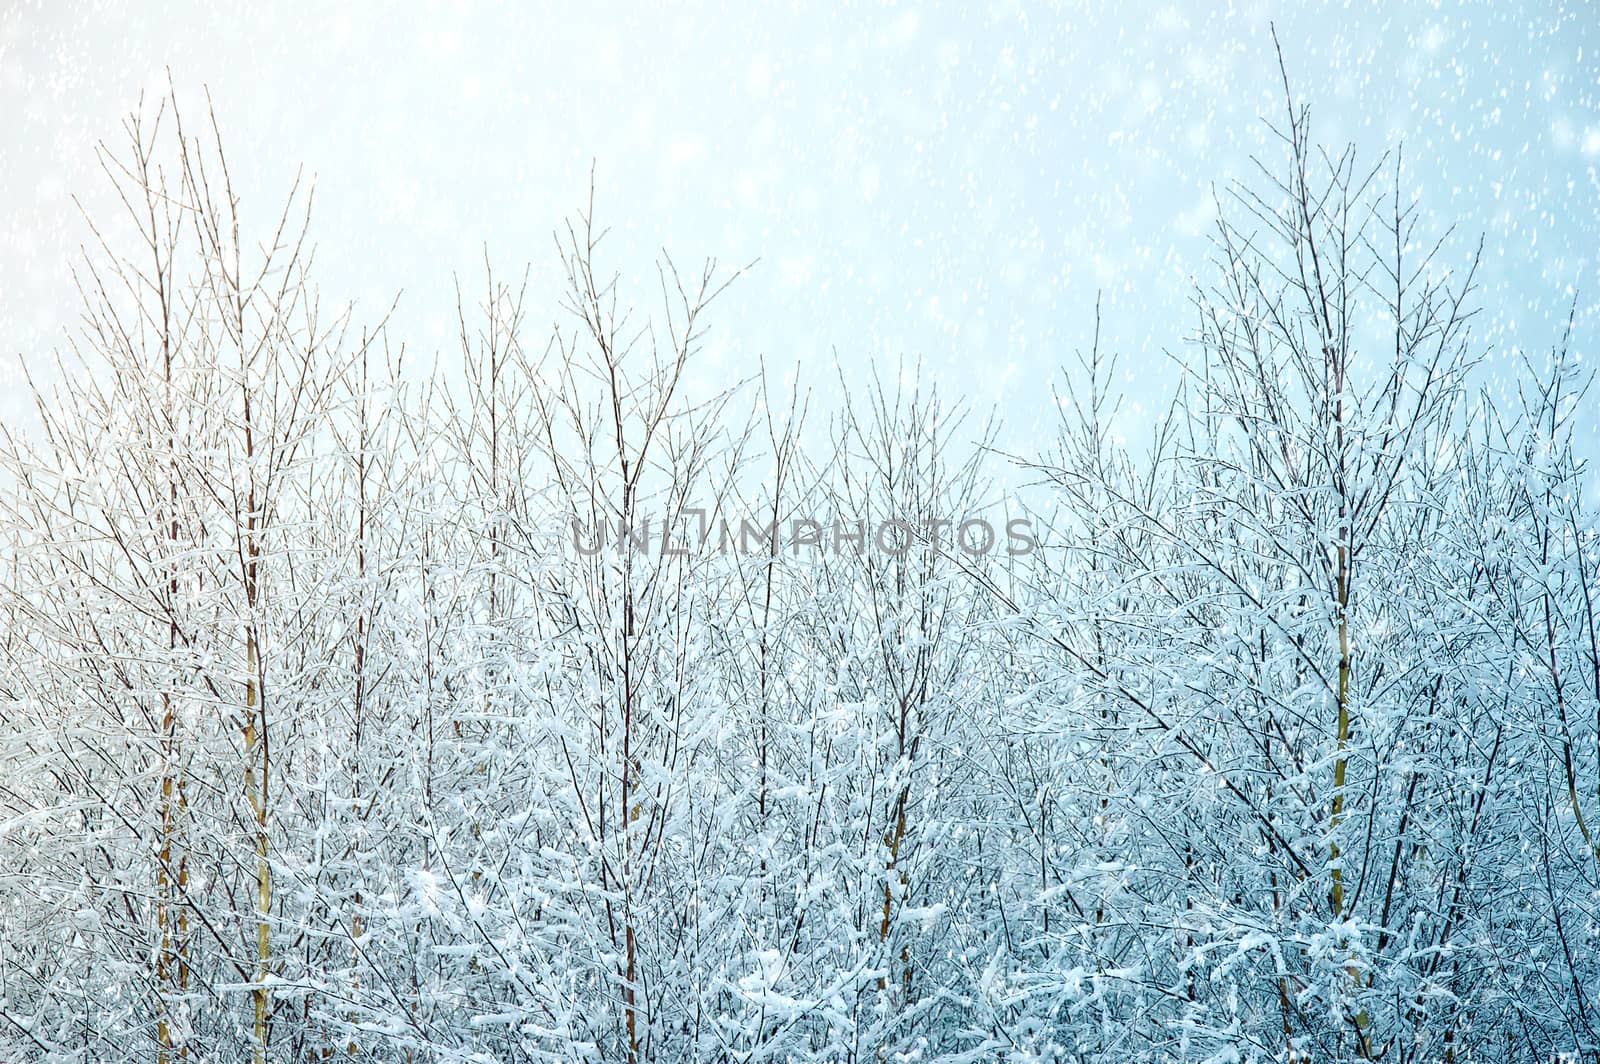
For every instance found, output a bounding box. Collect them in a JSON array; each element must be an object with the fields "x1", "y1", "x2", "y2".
[{"x1": 2, "y1": 1, "x2": 1596, "y2": 468}]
